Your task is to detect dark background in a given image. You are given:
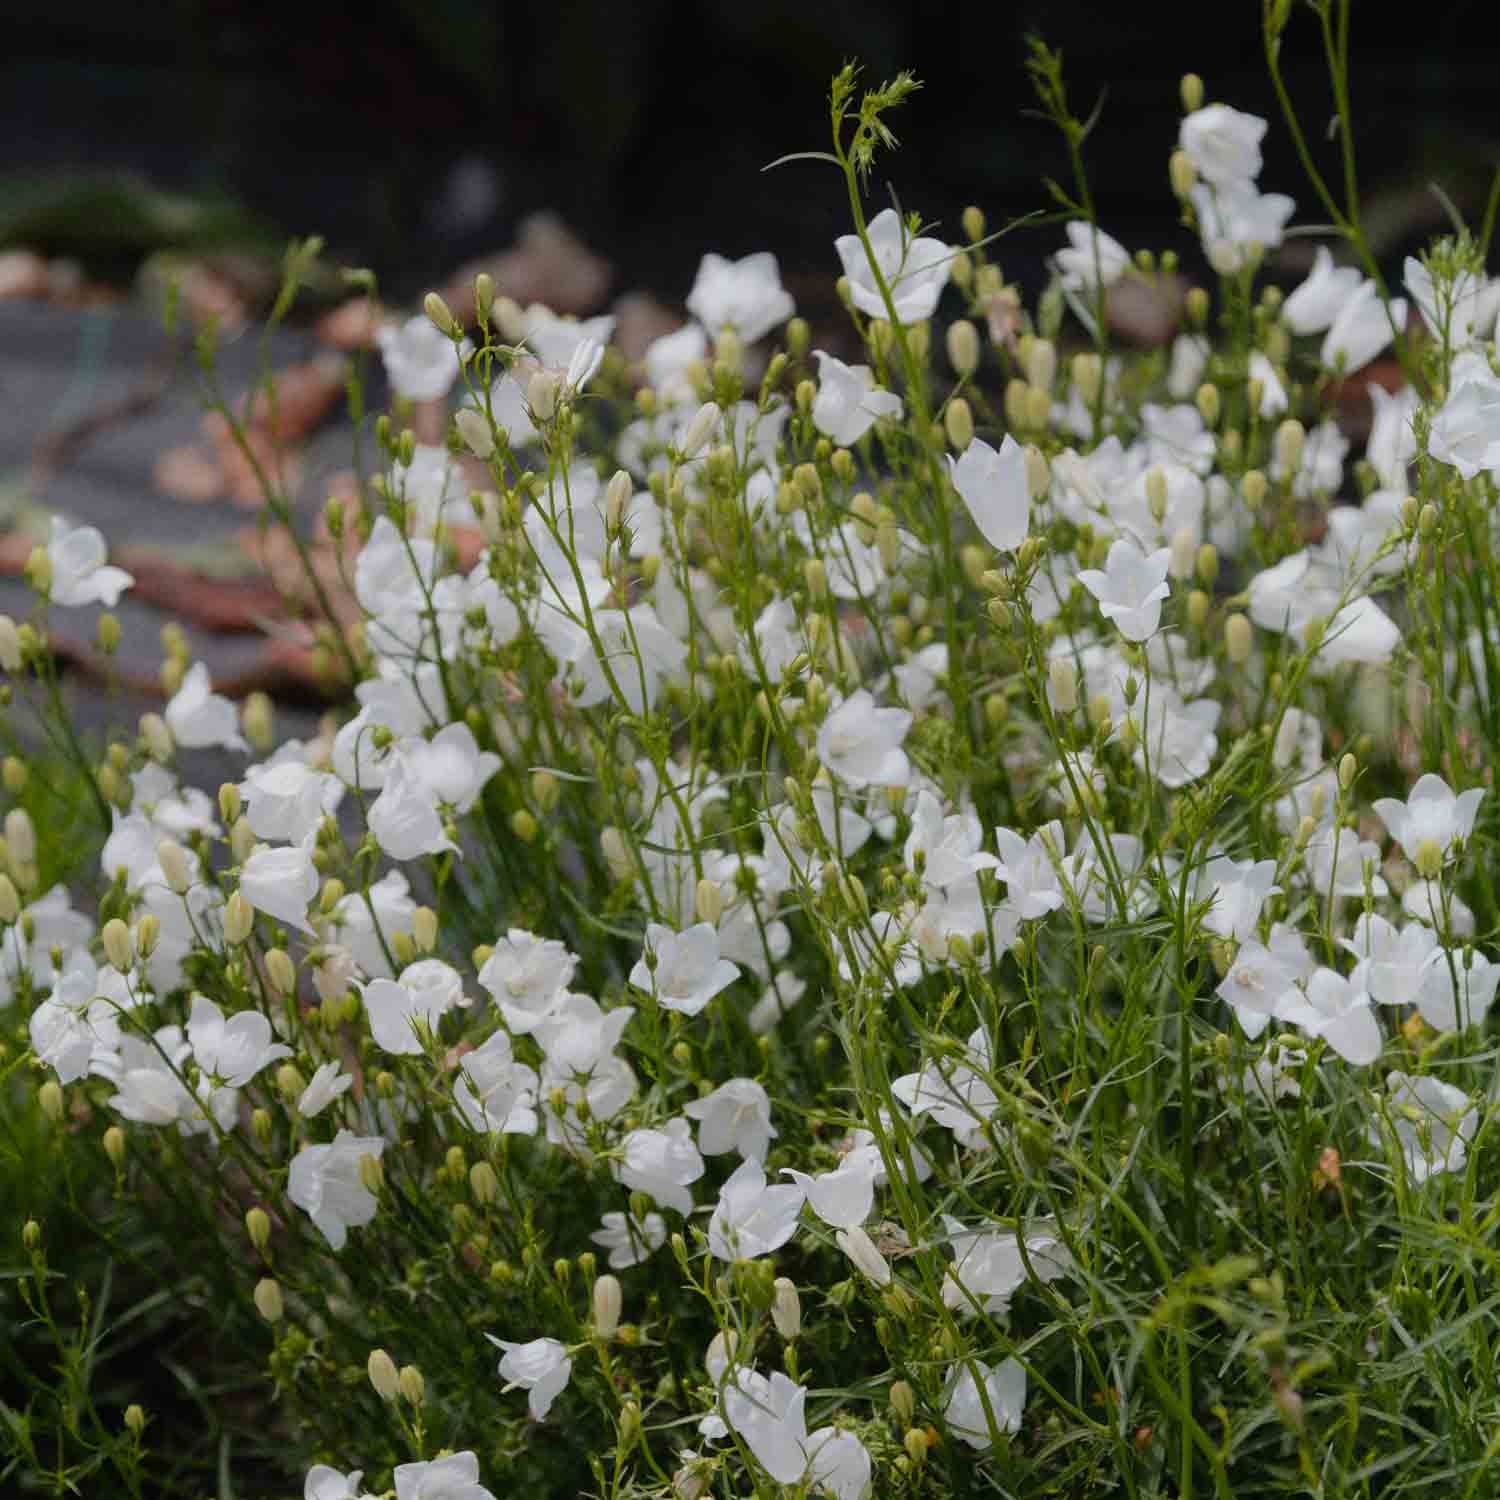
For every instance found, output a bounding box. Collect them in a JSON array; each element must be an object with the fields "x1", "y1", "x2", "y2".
[{"x1": 4, "y1": 0, "x2": 1497, "y2": 305}]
